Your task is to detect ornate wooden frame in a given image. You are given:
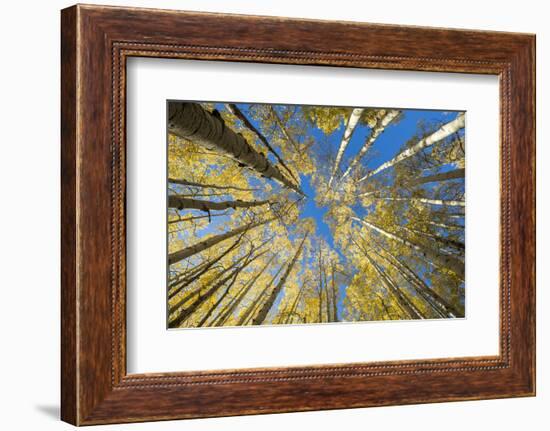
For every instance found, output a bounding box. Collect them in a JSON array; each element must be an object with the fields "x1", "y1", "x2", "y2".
[{"x1": 61, "y1": 4, "x2": 536, "y2": 425}]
